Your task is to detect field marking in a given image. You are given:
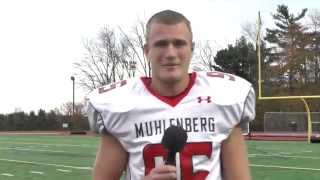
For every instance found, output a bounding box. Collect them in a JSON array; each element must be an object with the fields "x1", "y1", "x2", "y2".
[
  {"x1": 0, "y1": 158, "x2": 92, "y2": 170},
  {"x1": 57, "y1": 169, "x2": 72, "y2": 173},
  {"x1": 278, "y1": 152, "x2": 291, "y2": 155},
  {"x1": 0, "y1": 132, "x2": 63, "y2": 135},
  {"x1": 30, "y1": 171, "x2": 44, "y2": 175},
  {"x1": 253, "y1": 147, "x2": 284, "y2": 151},
  {"x1": 302, "y1": 150, "x2": 313, "y2": 153},
  {"x1": 0, "y1": 147, "x2": 66, "y2": 153},
  {"x1": 252, "y1": 147, "x2": 313, "y2": 153},
  {"x1": 249, "y1": 153, "x2": 320, "y2": 160},
  {"x1": 0, "y1": 141, "x2": 95, "y2": 148},
  {"x1": 1, "y1": 173, "x2": 14, "y2": 176},
  {"x1": 251, "y1": 164, "x2": 320, "y2": 171}
]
